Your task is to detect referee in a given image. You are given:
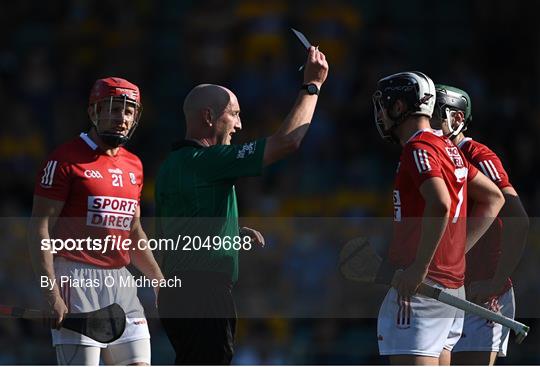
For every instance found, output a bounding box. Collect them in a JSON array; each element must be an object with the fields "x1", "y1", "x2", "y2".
[{"x1": 156, "y1": 46, "x2": 328, "y2": 364}]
